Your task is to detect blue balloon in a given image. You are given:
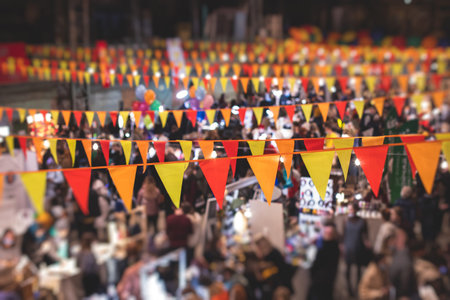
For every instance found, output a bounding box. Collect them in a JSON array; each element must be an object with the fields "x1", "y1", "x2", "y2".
[
  {"x1": 135, "y1": 85, "x2": 147, "y2": 102},
  {"x1": 195, "y1": 86, "x2": 206, "y2": 100}
]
